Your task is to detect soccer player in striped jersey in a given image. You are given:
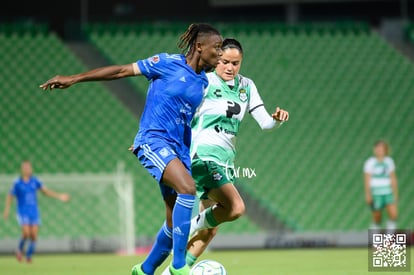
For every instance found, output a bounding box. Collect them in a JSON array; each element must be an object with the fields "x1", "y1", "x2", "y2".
[
  {"x1": 161, "y1": 38, "x2": 289, "y2": 273},
  {"x1": 40, "y1": 23, "x2": 222, "y2": 275},
  {"x1": 3, "y1": 160, "x2": 70, "y2": 263},
  {"x1": 364, "y1": 140, "x2": 398, "y2": 233}
]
